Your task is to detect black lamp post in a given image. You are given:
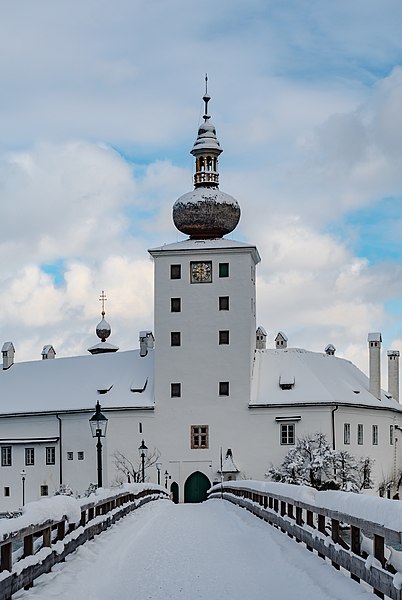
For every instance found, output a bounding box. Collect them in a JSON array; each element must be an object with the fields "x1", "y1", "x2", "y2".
[
  {"x1": 89, "y1": 401, "x2": 108, "y2": 488},
  {"x1": 156, "y1": 462, "x2": 162, "y2": 485},
  {"x1": 164, "y1": 469, "x2": 171, "y2": 489},
  {"x1": 138, "y1": 440, "x2": 148, "y2": 483},
  {"x1": 21, "y1": 469, "x2": 26, "y2": 506}
]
